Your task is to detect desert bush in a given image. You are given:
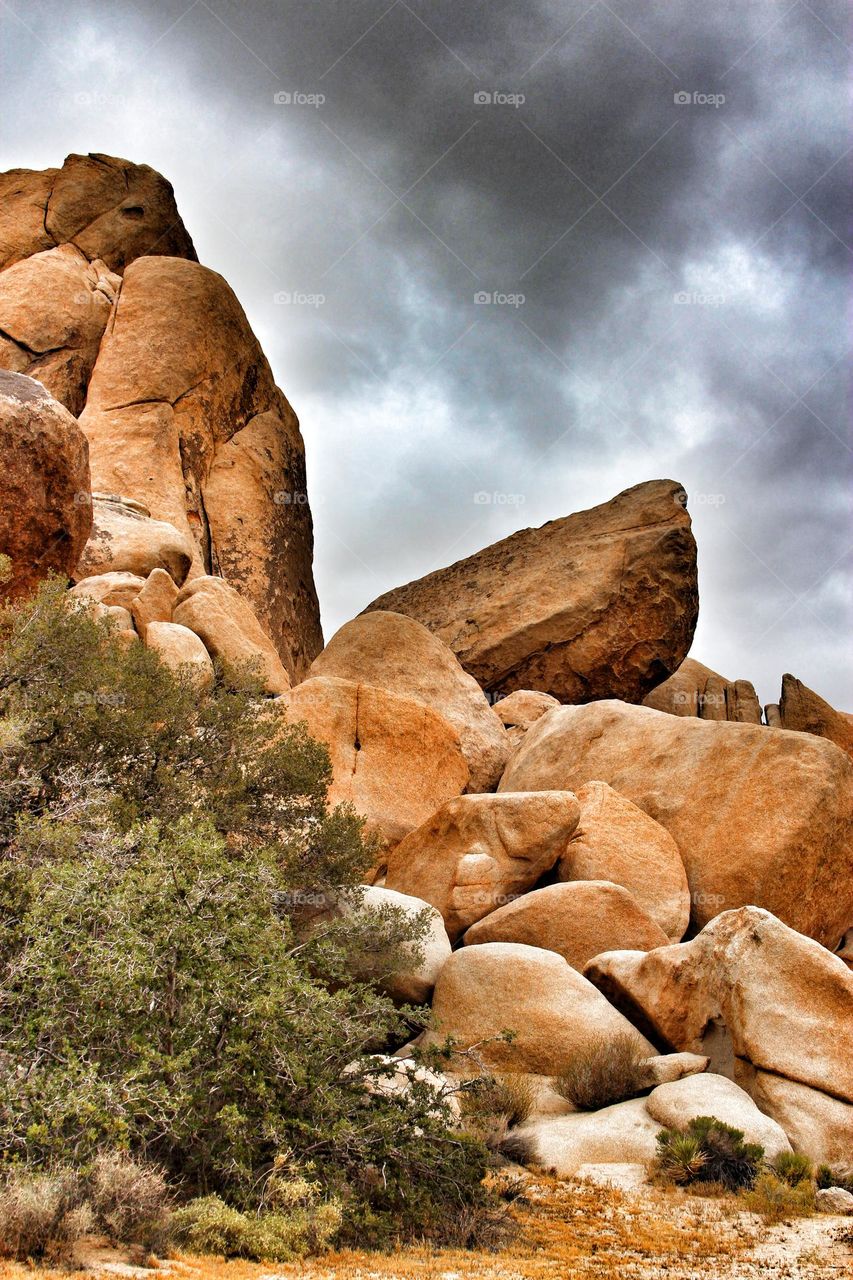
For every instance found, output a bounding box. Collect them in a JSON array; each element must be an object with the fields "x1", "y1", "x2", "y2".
[
  {"x1": 771, "y1": 1151, "x2": 814, "y2": 1188},
  {"x1": 459, "y1": 1073, "x2": 537, "y2": 1162},
  {"x1": 0, "y1": 1166, "x2": 91, "y2": 1261},
  {"x1": 88, "y1": 1152, "x2": 171, "y2": 1249},
  {"x1": 170, "y1": 1191, "x2": 342, "y2": 1262},
  {"x1": 742, "y1": 1171, "x2": 815, "y2": 1224},
  {"x1": 0, "y1": 583, "x2": 496, "y2": 1249},
  {"x1": 816, "y1": 1164, "x2": 853, "y2": 1193},
  {"x1": 655, "y1": 1117, "x2": 764, "y2": 1190},
  {"x1": 554, "y1": 1033, "x2": 647, "y2": 1111}
]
